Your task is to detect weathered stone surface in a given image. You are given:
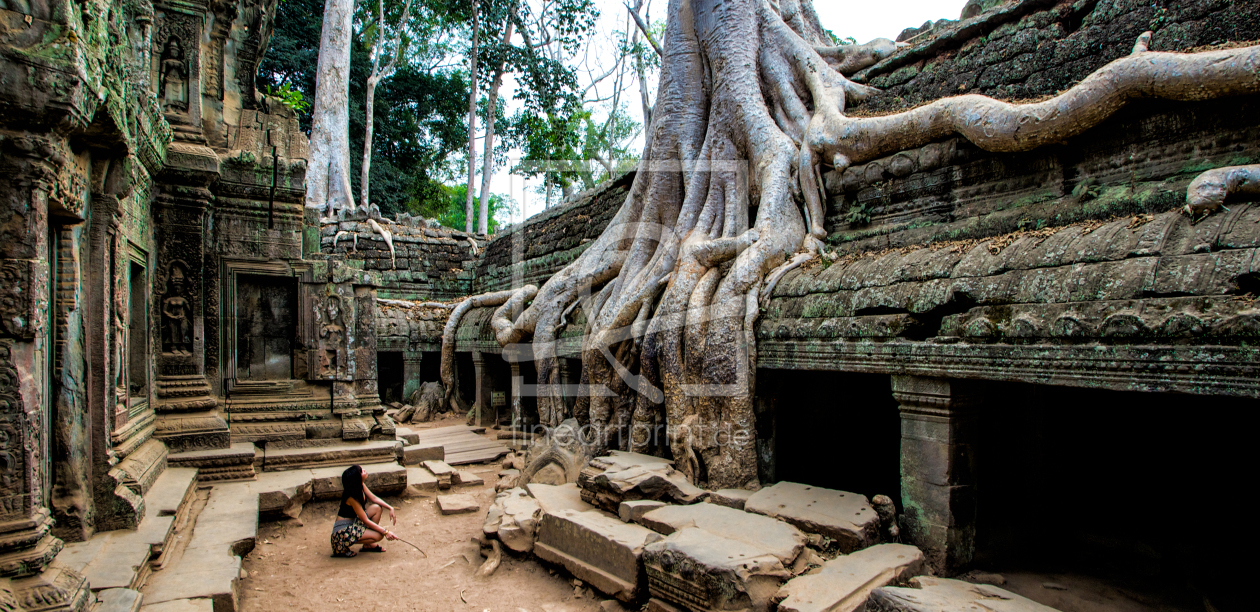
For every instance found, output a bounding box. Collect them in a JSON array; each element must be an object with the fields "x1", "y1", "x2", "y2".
[
  {"x1": 578, "y1": 451, "x2": 708, "y2": 513},
  {"x1": 437, "y1": 494, "x2": 480, "y2": 515},
  {"x1": 775, "y1": 544, "x2": 925, "y2": 612},
  {"x1": 262, "y1": 440, "x2": 401, "y2": 471},
  {"x1": 534, "y1": 509, "x2": 662, "y2": 602},
  {"x1": 709, "y1": 489, "x2": 754, "y2": 510},
  {"x1": 455, "y1": 470, "x2": 484, "y2": 487},
  {"x1": 619, "y1": 500, "x2": 666, "y2": 524},
  {"x1": 638, "y1": 502, "x2": 806, "y2": 565},
  {"x1": 528, "y1": 483, "x2": 598, "y2": 515},
  {"x1": 407, "y1": 466, "x2": 440, "y2": 492},
  {"x1": 310, "y1": 463, "x2": 408, "y2": 500},
  {"x1": 140, "y1": 599, "x2": 214, "y2": 612},
  {"x1": 870, "y1": 576, "x2": 1062, "y2": 612},
  {"x1": 643, "y1": 527, "x2": 791, "y2": 612},
  {"x1": 97, "y1": 588, "x2": 144, "y2": 612},
  {"x1": 168, "y1": 443, "x2": 258, "y2": 483},
  {"x1": 395, "y1": 428, "x2": 421, "y2": 446},
  {"x1": 401, "y1": 443, "x2": 445, "y2": 465},
  {"x1": 746, "y1": 483, "x2": 879, "y2": 553},
  {"x1": 483, "y1": 488, "x2": 543, "y2": 553}
]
